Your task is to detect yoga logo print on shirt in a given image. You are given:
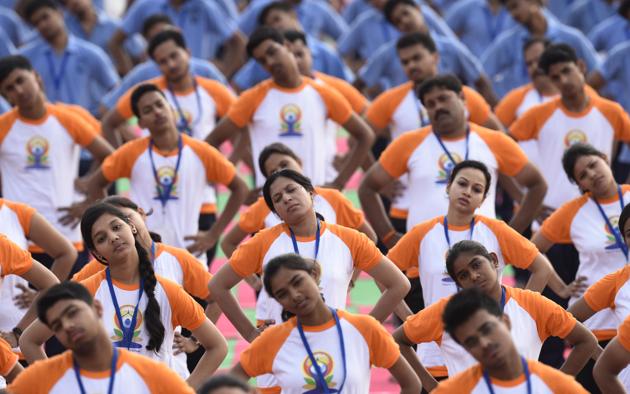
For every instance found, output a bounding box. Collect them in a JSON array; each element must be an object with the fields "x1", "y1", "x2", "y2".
[
  {"x1": 436, "y1": 152, "x2": 463, "y2": 184},
  {"x1": 111, "y1": 305, "x2": 144, "y2": 350},
  {"x1": 25, "y1": 136, "x2": 50, "y2": 169},
  {"x1": 155, "y1": 165, "x2": 179, "y2": 202},
  {"x1": 604, "y1": 215, "x2": 624, "y2": 252},
  {"x1": 302, "y1": 351, "x2": 338, "y2": 393},
  {"x1": 564, "y1": 129, "x2": 588, "y2": 147},
  {"x1": 279, "y1": 104, "x2": 303, "y2": 137}
]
